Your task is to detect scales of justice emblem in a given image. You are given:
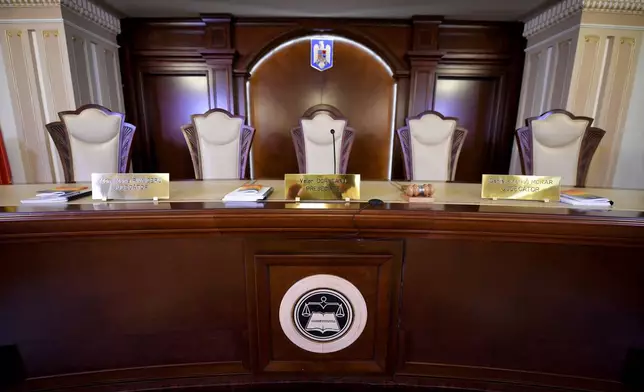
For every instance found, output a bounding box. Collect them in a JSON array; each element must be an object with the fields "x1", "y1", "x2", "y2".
[
  {"x1": 311, "y1": 38, "x2": 334, "y2": 71},
  {"x1": 293, "y1": 288, "x2": 353, "y2": 342}
]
